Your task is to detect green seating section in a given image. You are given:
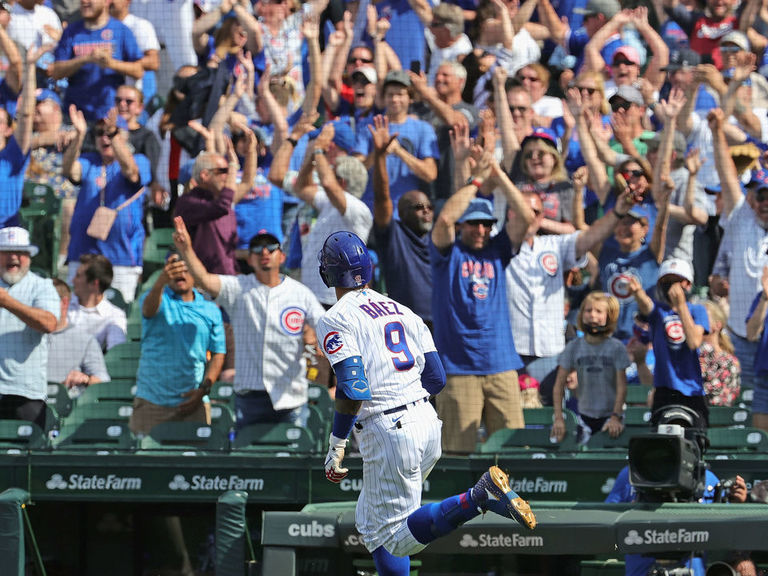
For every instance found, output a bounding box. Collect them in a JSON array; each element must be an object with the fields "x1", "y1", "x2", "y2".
[
  {"x1": 18, "y1": 182, "x2": 61, "y2": 277},
  {"x1": 231, "y1": 423, "x2": 315, "y2": 454},
  {"x1": 0, "y1": 420, "x2": 48, "y2": 452},
  {"x1": 139, "y1": 421, "x2": 228, "y2": 452}
]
